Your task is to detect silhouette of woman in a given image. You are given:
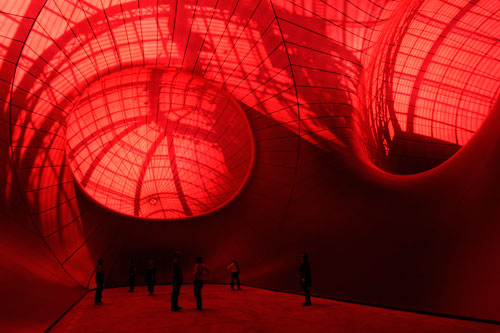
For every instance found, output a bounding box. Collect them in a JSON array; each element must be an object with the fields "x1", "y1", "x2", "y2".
[
  {"x1": 226, "y1": 260, "x2": 241, "y2": 290},
  {"x1": 171, "y1": 252, "x2": 183, "y2": 311},
  {"x1": 145, "y1": 259, "x2": 156, "y2": 296},
  {"x1": 193, "y1": 256, "x2": 210, "y2": 310}
]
